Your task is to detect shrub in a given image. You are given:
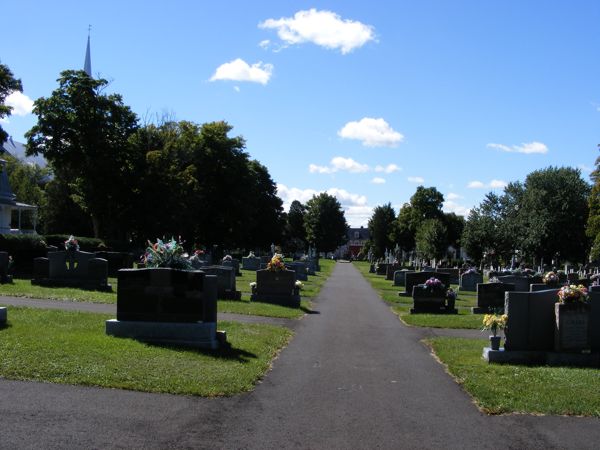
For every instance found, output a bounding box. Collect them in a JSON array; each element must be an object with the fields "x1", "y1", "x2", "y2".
[
  {"x1": 43, "y1": 234, "x2": 105, "y2": 251},
  {"x1": 0, "y1": 234, "x2": 47, "y2": 275}
]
